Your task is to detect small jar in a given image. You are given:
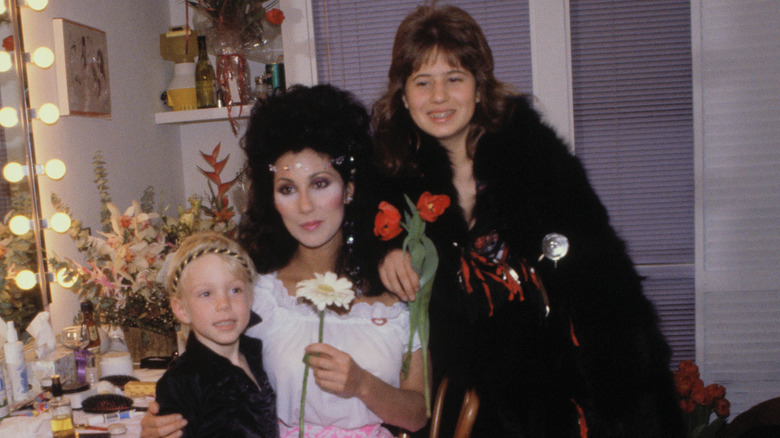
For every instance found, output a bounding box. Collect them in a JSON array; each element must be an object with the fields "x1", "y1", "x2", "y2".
[{"x1": 62, "y1": 381, "x2": 96, "y2": 409}]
